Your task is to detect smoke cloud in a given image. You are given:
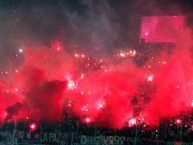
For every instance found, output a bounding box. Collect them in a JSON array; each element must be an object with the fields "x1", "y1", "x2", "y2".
[{"x1": 0, "y1": 0, "x2": 192, "y2": 128}]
